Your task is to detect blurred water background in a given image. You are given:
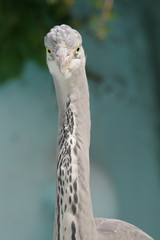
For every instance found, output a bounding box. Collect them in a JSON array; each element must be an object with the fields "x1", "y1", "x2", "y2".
[{"x1": 0, "y1": 0, "x2": 160, "y2": 239}]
